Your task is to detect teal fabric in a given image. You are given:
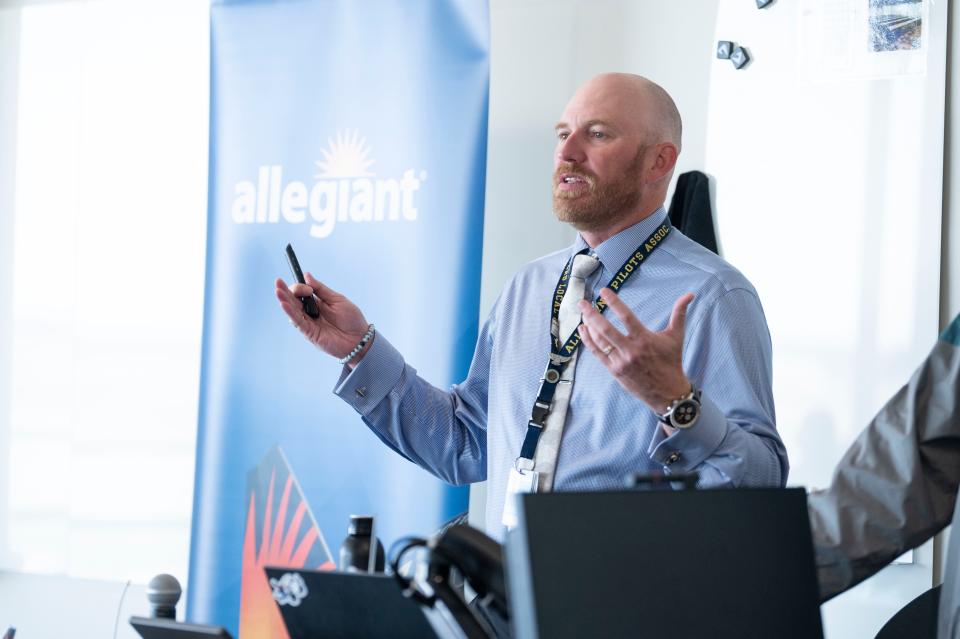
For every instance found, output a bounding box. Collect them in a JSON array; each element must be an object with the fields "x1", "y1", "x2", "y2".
[{"x1": 941, "y1": 313, "x2": 960, "y2": 346}]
